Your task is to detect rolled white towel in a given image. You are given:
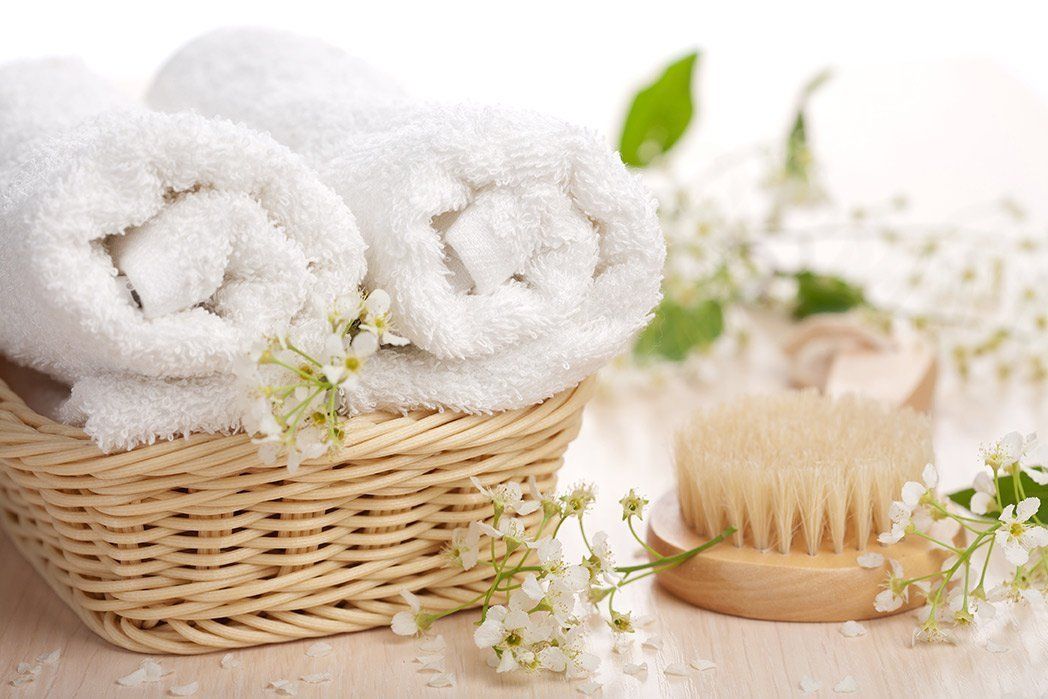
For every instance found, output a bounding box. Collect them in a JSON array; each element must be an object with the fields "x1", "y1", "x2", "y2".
[
  {"x1": 0, "y1": 58, "x2": 366, "y2": 449},
  {"x1": 149, "y1": 29, "x2": 664, "y2": 412}
]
